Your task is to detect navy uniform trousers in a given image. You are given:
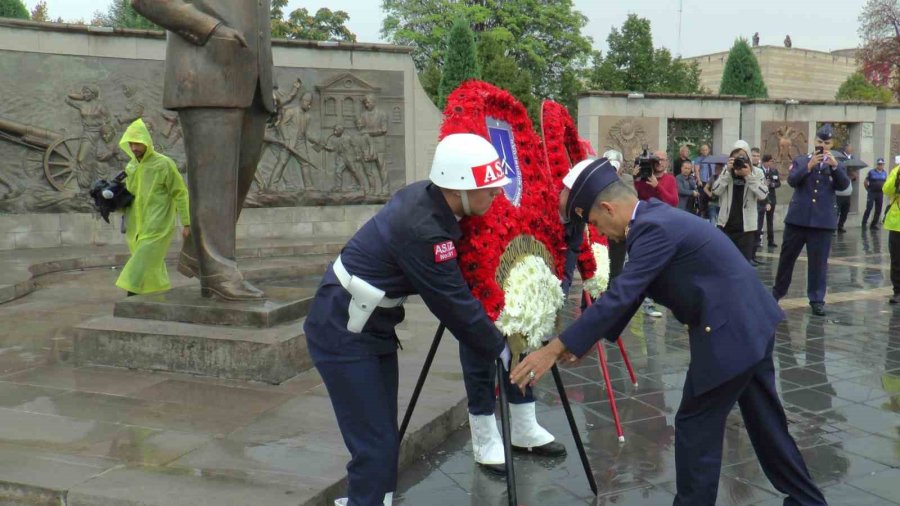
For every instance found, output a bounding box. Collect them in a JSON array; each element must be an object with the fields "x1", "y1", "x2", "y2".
[
  {"x1": 460, "y1": 342, "x2": 532, "y2": 414},
  {"x1": 675, "y1": 343, "x2": 825, "y2": 505},
  {"x1": 773, "y1": 224, "x2": 833, "y2": 303}
]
